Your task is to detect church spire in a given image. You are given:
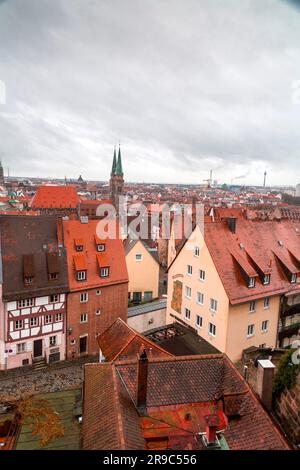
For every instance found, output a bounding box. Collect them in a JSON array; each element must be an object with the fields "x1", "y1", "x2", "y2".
[
  {"x1": 116, "y1": 144, "x2": 123, "y2": 176},
  {"x1": 111, "y1": 146, "x2": 117, "y2": 175}
]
